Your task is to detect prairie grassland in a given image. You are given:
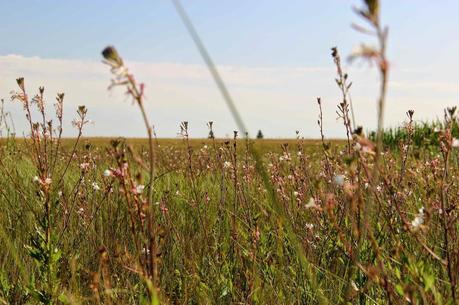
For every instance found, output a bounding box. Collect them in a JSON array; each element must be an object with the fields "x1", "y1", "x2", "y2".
[
  {"x1": 0, "y1": 1, "x2": 458, "y2": 304},
  {"x1": 0, "y1": 113, "x2": 458, "y2": 304}
]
